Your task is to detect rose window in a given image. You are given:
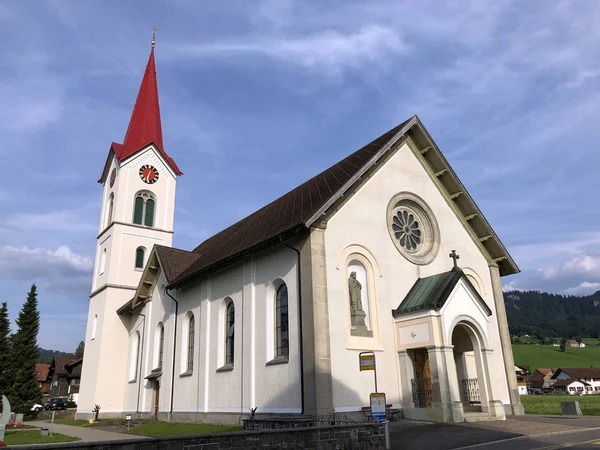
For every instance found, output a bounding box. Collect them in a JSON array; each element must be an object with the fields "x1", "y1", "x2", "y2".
[{"x1": 392, "y1": 210, "x2": 421, "y2": 250}]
